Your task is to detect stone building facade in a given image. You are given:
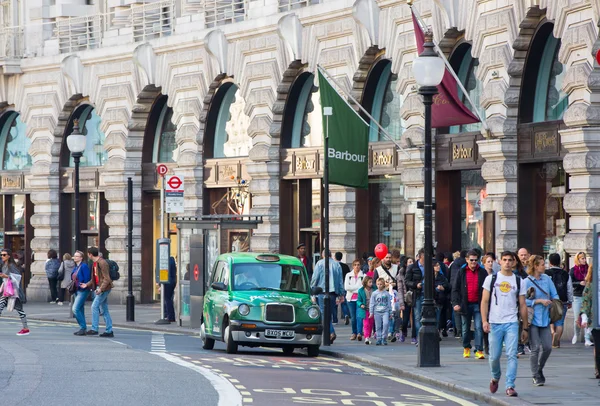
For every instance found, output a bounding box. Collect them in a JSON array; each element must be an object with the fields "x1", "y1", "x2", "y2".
[{"x1": 0, "y1": 0, "x2": 597, "y2": 303}]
